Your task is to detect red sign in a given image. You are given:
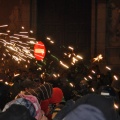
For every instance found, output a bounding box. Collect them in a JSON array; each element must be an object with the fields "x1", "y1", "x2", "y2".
[{"x1": 34, "y1": 41, "x2": 46, "y2": 60}]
